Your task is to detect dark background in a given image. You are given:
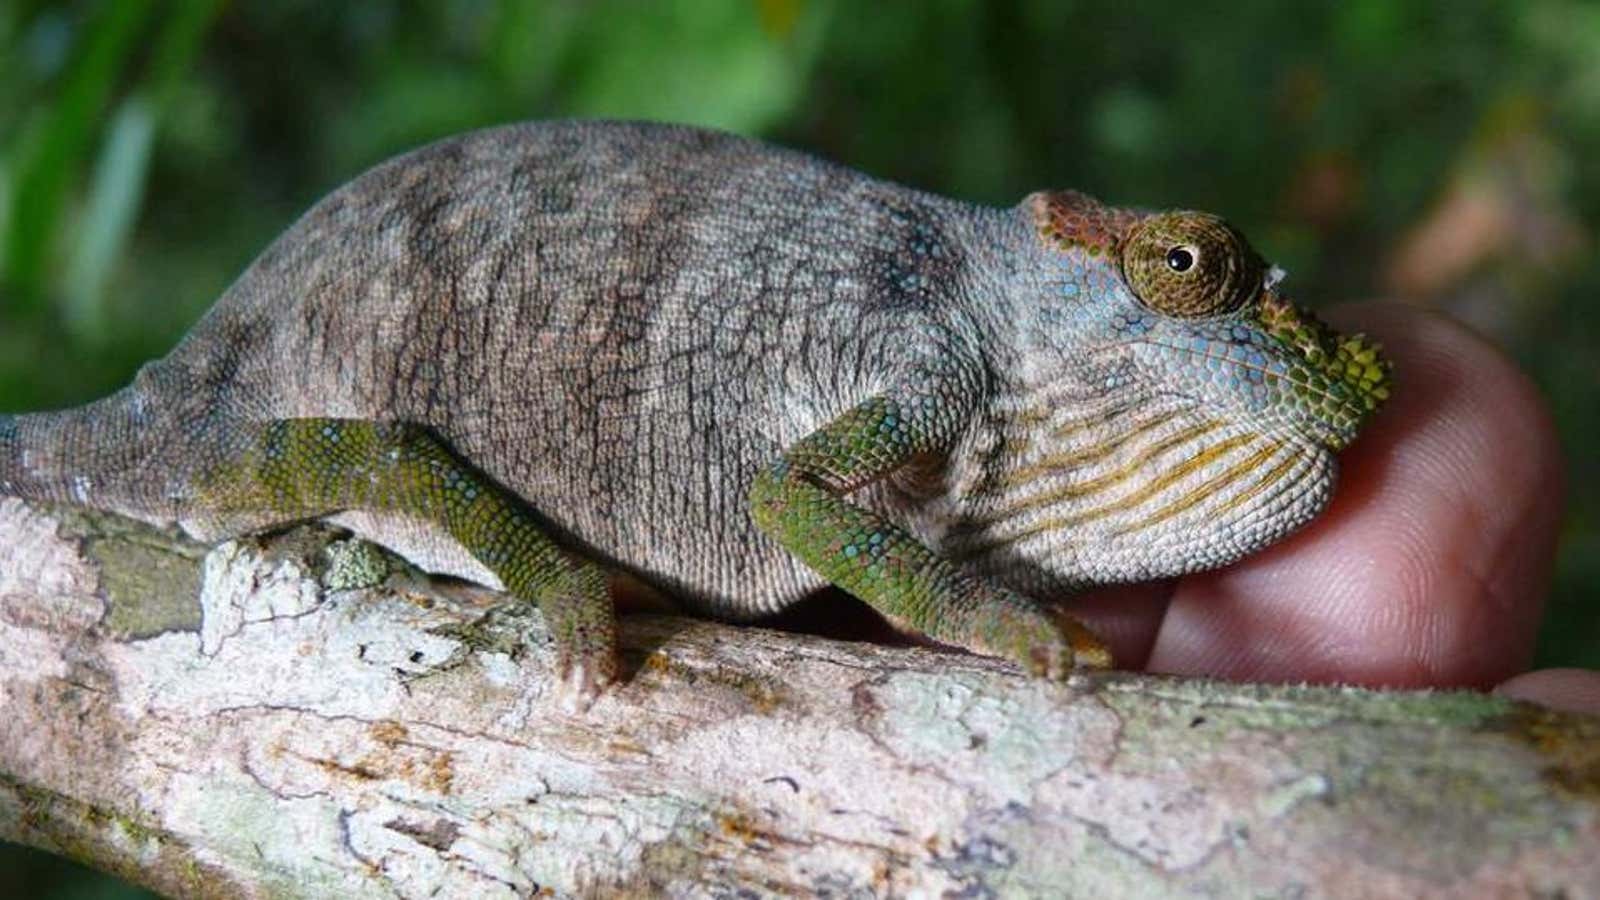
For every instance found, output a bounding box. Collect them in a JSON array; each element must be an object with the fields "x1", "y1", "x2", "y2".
[{"x1": 2, "y1": 2, "x2": 1596, "y2": 895}]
